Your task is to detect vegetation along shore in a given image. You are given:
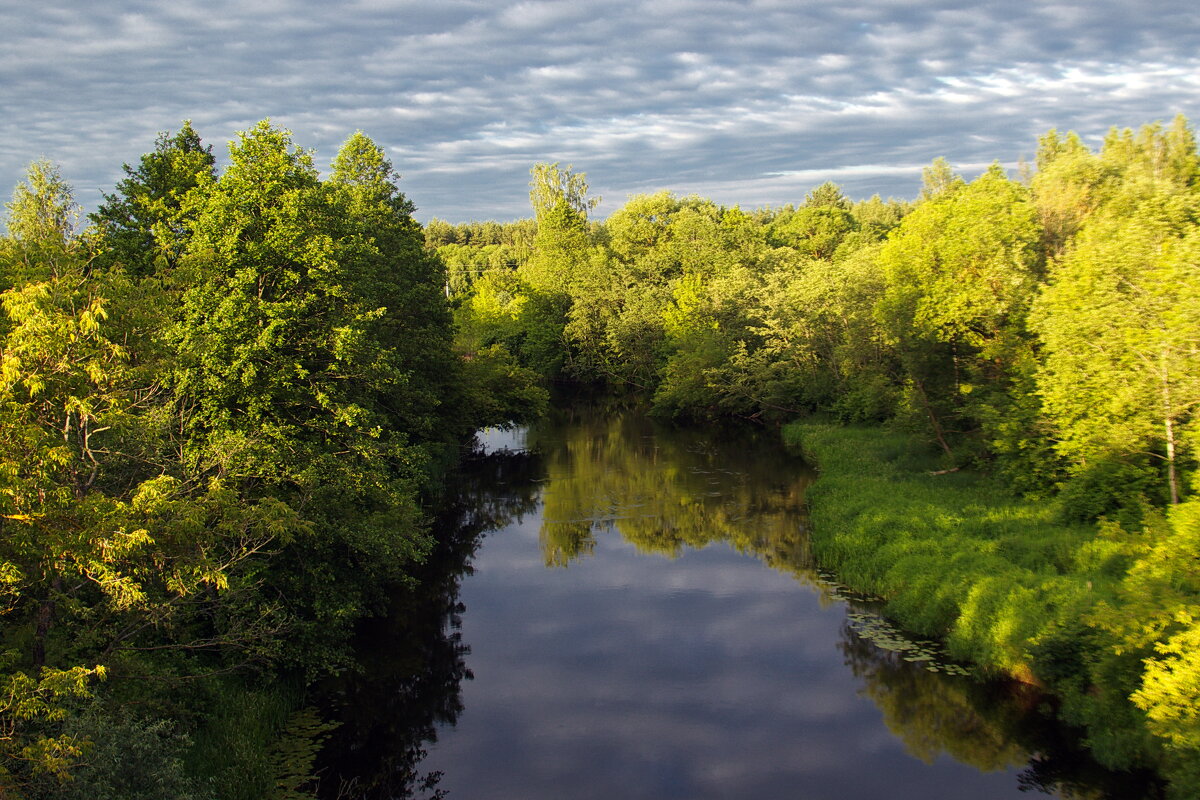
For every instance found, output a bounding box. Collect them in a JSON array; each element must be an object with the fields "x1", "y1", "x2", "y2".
[{"x1": 1, "y1": 115, "x2": 1197, "y2": 796}]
